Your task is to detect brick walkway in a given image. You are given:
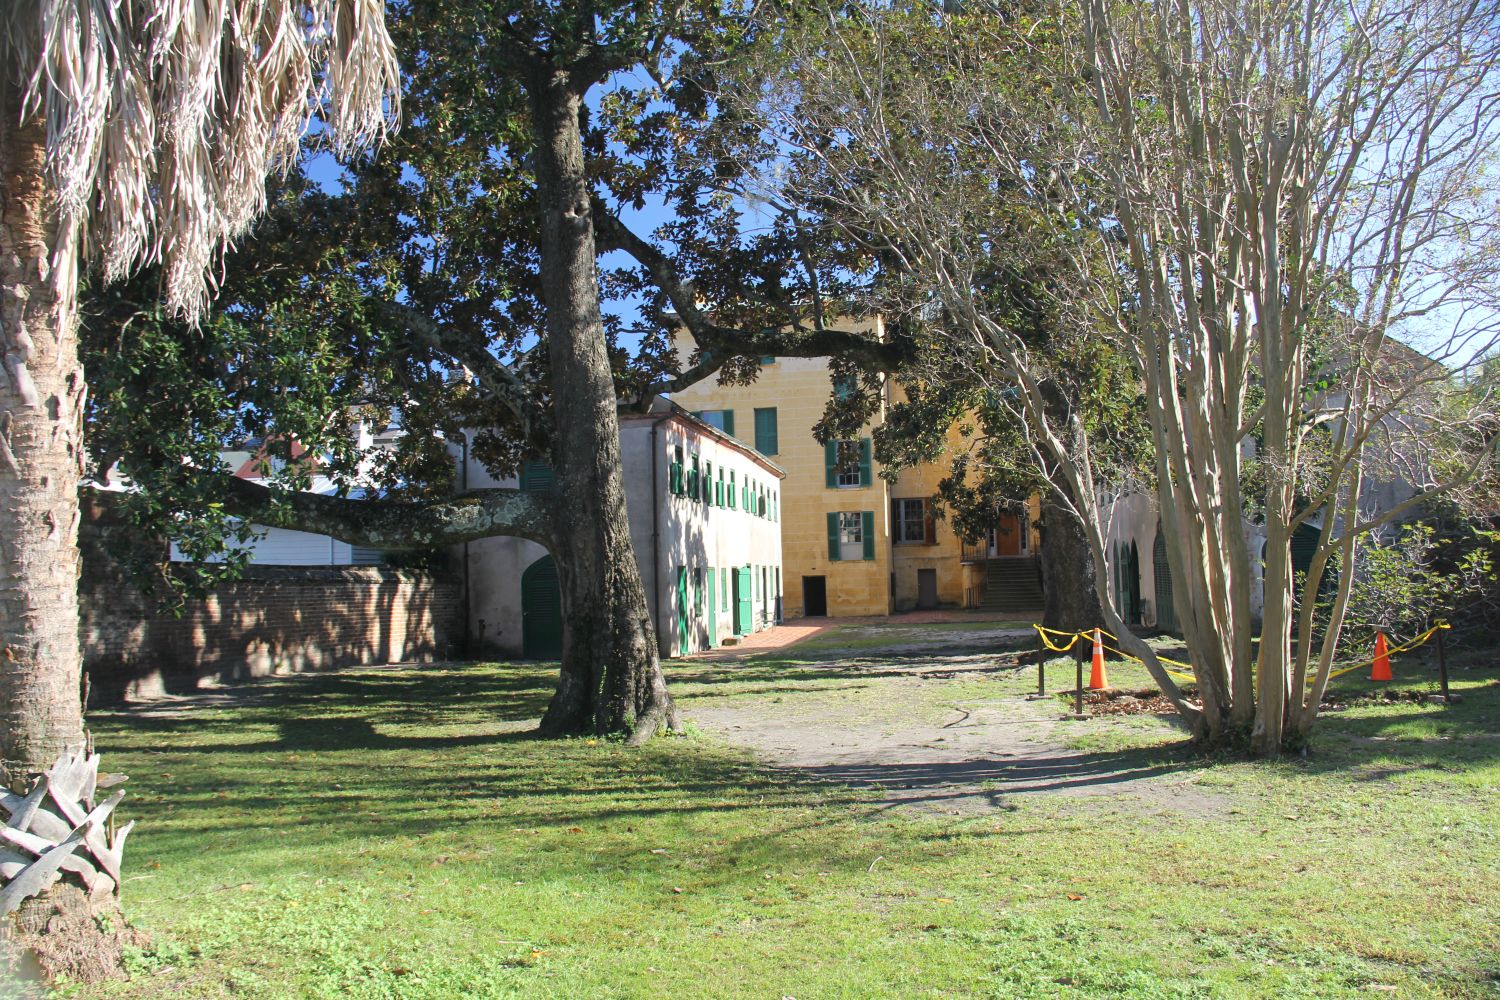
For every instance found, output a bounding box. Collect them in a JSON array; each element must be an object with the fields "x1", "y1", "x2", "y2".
[{"x1": 678, "y1": 608, "x2": 1039, "y2": 661}]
